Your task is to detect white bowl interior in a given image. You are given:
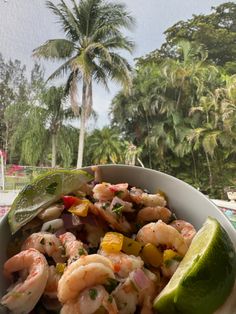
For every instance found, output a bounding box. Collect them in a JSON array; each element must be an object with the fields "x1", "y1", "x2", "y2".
[{"x1": 0, "y1": 165, "x2": 235, "y2": 311}]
